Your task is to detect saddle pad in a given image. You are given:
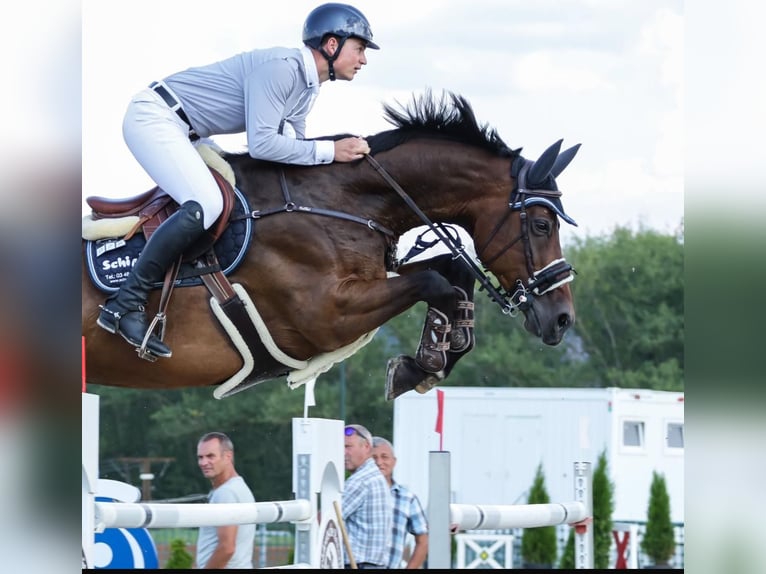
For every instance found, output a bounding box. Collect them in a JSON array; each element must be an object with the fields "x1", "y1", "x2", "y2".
[{"x1": 85, "y1": 187, "x2": 252, "y2": 293}]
